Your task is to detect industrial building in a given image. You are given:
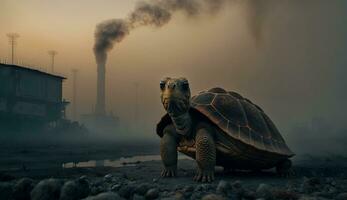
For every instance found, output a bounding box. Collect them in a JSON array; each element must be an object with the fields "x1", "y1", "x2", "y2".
[{"x1": 0, "y1": 63, "x2": 68, "y2": 130}]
